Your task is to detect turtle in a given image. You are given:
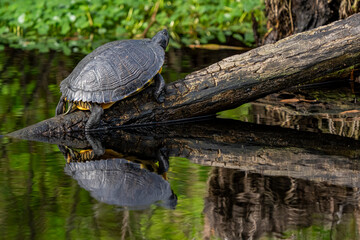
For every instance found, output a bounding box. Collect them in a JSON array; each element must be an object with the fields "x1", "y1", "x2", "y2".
[{"x1": 55, "y1": 29, "x2": 169, "y2": 130}]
